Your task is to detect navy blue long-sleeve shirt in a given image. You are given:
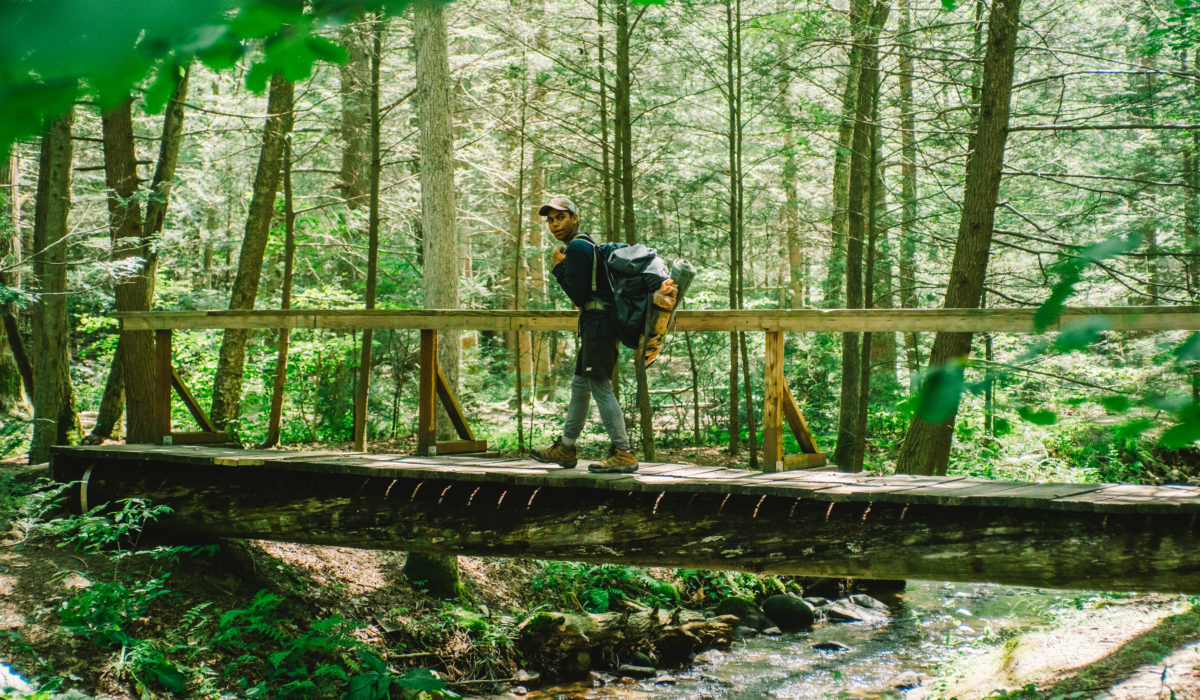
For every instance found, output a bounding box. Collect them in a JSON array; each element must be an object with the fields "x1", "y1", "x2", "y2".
[{"x1": 551, "y1": 233, "x2": 615, "y2": 308}]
